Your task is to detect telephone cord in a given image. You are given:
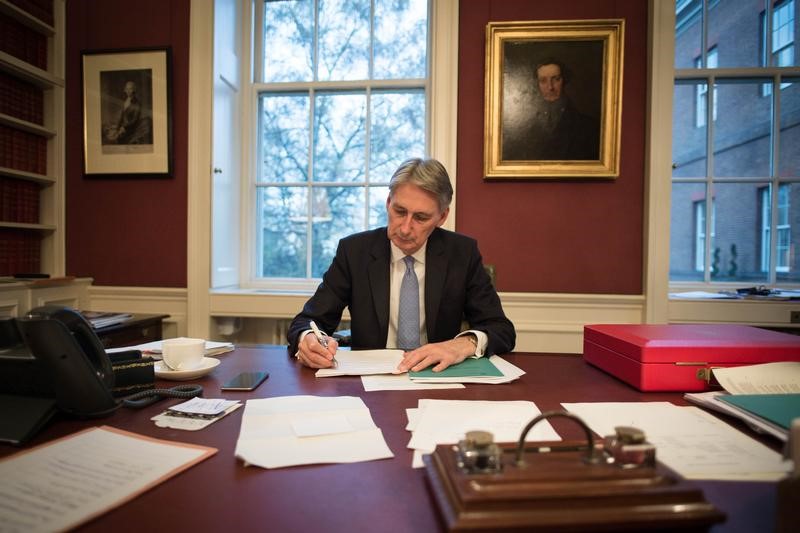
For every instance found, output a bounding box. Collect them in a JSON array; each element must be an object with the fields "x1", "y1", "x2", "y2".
[{"x1": 121, "y1": 384, "x2": 203, "y2": 409}]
